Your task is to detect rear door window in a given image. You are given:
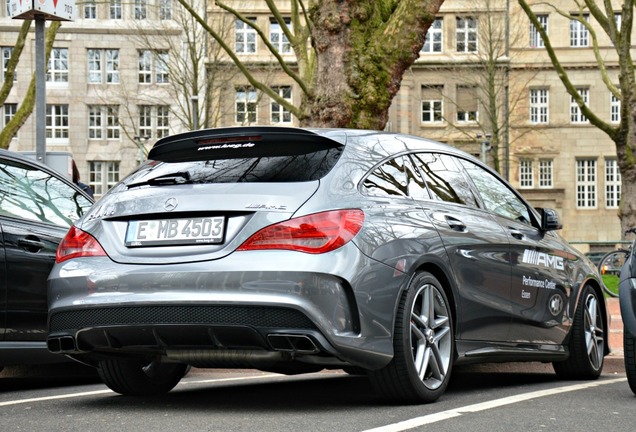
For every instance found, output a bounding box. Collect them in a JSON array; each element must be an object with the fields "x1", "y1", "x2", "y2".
[
  {"x1": 412, "y1": 153, "x2": 479, "y2": 207},
  {"x1": 362, "y1": 154, "x2": 429, "y2": 199},
  {"x1": 0, "y1": 159, "x2": 93, "y2": 227}
]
